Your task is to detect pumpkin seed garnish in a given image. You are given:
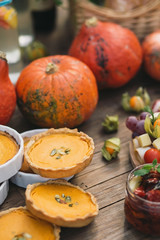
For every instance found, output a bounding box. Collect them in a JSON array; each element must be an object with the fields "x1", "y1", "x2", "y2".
[
  {"x1": 50, "y1": 149, "x2": 57, "y2": 156},
  {"x1": 23, "y1": 233, "x2": 32, "y2": 239},
  {"x1": 68, "y1": 203, "x2": 73, "y2": 207},
  {"x1": 65, "y1": 196, "x2": 71, "y2": 203},
  {"x1": 55, "y1": 198, "x2": 60, "y2": 202},
  {"x1": 12, "y1": 233, "x2": 32, "y2": 240},
  {"x1": 55, "y1": 194, "x2": 60, "y2": 199},
  {"x1": 50, "y1": 147, "x2": 71, "y2": 159},
  {"x1": 65, "y1": 148, "x2": 71, "y2": 154},
  {"x1": 58, "y1": 150, "x2": 66, "y2": 155}
]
